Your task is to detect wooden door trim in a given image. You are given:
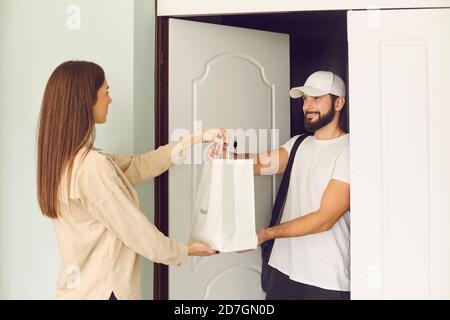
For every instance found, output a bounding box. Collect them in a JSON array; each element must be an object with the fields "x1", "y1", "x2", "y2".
[{"x1": 154, "y1": 14, "x2": 169, "y2": 300}]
